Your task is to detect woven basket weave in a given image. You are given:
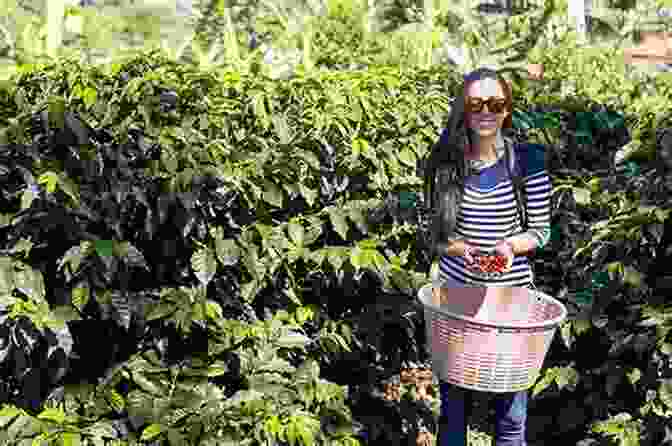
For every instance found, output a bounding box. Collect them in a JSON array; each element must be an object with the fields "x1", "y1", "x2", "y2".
[{"x1": 418, "y1": 284, "x2": 567, "y2": 393}]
